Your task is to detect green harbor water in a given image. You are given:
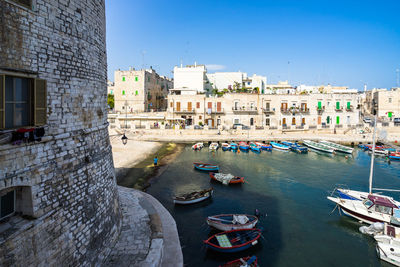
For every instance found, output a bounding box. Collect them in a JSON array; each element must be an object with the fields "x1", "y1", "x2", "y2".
[{"x1": 146, "y1": 146, "x2": 400, "y2": 266}]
